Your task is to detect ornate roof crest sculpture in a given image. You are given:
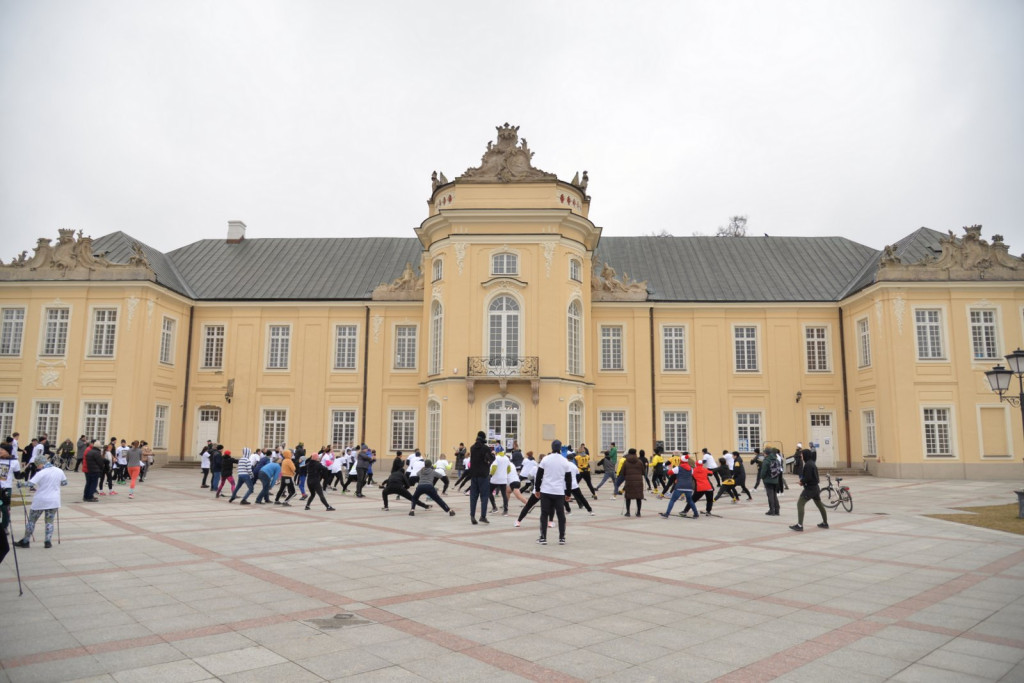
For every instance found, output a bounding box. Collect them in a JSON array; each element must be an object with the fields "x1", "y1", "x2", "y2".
[
  {"x1": 372, "y1": 262, "x2": 424, "y2": 300},
  {"x1": 458, "y1": 123, "x2": 557, "y2": 183},
  {"x1": 0, "y1": 229, "x2": 155, "y2": 283},
  {"x1": 878, "y1": 225, "x2": 1023, "y2": 282},
  {"x1": 592, "y1": 262, "x2": 648, "y2": 301}
]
